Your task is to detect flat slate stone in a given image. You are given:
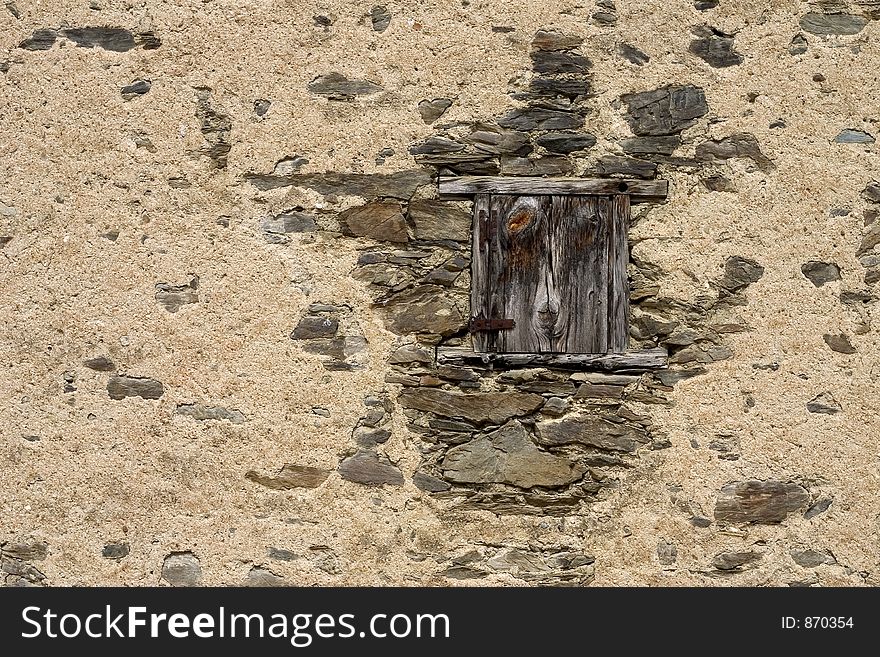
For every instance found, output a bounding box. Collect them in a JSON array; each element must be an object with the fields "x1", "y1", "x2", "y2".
[
  {"x1": 862, "y1": 181, "x2": 880, "y2": 204},
  {"x1": 500, "y1": 155, "x2": 574, "y2": 176},
  {"x1": 291, "y1": 315, "x2": 338, "y2": 339},
  {"x1": 412, "y1": 471, "x2": 451, "y2": 492},
  {"x1": 246, "y1": 464, "x2": 331, "y2": 489},
  {"x1": 102, "y1": 542, "x2": 130, "y2": 560},
  {"x1": 712, "y1": 550, "x2": 761, "y2": 571},
  {"x1": 262, "y1": 210, "x2": 317, "y2": 238},
  {"x1": 245, "y1": 170, "x2": 432, "y2": 199},
  {"x1": 790, "y1": 548, "x2": 835, "y2": 568},
  {"x1": 155, "y1": 277, "x2": 199, "y2": 312},
  {"x1": 376, "y1": 285, "x2": 465, "y2": 336},
  {"x1": 497, "y1": 107, "x2": 585, "y2": 132},
  {"x1": 531, "y1": 30, "x2": 583, "y2": 51},
  {"x1": 799, "y1": 12, "x2": 867, "y2": 35},
  {"x1": 714, "y1": 480, "x2": 809, "y2": 523},
  {"x1": 441, "y1": 421, "x2": 585, "y2": 488},
  {"x1": 370, "y1": 5, "x2": 391, "y2": 32},
  {"x1": 621, "y1": 85, "x2": 708, "y2": 136},
  {"x1": 339, "y1": 201, "x2": 408, "y2": 243},
  {"x1": 801, "y1": 261, "x2": 841, "y2": 286},
  {"x1": 246, "y1": 566, "x2": 285, "y2": 587},
  {"x1": 107, "y1": 375, "x2": 164, "y2": 400},
  {"x1": 718, "y1": 255, "x2": 764, "y2": 292},
  {"x1": 175, "y1": 403, "x2": 246, "y2": 424},
  {"x1": 696, "y1": 133, "x2": 774, "y2": 171},
  {"x1": 594, "y1": 154, "x2": 657, "y2": 179},
  {"x1": 83, "y1": 355, "x2": 115, "y2": 371},
  {"x1": 689, "y1": 28, "x2": 743, "y2": 68},
  {"x1": 121, "y1": 79, "x2": 151, "y2": 100},
  {"x1": 535, "y1": 415, "x2": 648, "y2": 452},
  {"x1": 789, "y1": 33, "x2": 808, "y2": 55},
  {"x1": 834, "y1": 129, "x2": 875, "y2": 144},
  {"x1": 408, "y1": 200, "x2": 471, "y2": 242},
  {"x1": 620, "y1": 135, "x2": 680, "y2": 156},
  {"x1": 617, "y1": 42, "x2": 649, "y2": 65},
  {"x1": 399, "y1": 388, "x2": 544, "y2": 424},
  {"x1": 807, "y1": 392, "x2": 841, "y2": 414},
  {"x1": 536, "y1": 131, "x2": 596, "y2": 154},
  {"x1": 338, "y1": 450, "x2": 403, "y2": 486},
  {"x1": 308, "y1": 72, "x2": 383, "y2": 100},
  {"x1": 529, "y1": 50, "x2": 591, "y2": 74},
  {"x1": 823, "y1": 333, "x2": 856, "y2": 354},
  {"x1": 161, "y1": 552, "x2": 201, "y2": 586},
  {"x1": 465, "y1": 124, "x2": 531, "y2": 155},
  {"x1": 418, "y1": 98, "x2": 453, "y2": 124}
]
